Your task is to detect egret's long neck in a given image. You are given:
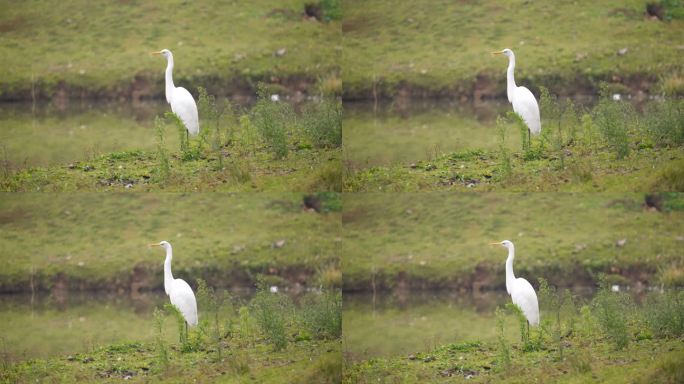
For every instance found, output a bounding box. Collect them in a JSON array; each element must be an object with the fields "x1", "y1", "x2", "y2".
[
  {"x1": 505, "y1": 245, "x2": 516, "y2": 294},
  {"x1": 164, "y1": 56, "x2": 175, "y2": 104},
  {"x1": 506, "y1": 54, "x2": 517, "y2": 103},
  {"x1": 163, "y1": 246, "x2": 174, "y2": 295}
]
